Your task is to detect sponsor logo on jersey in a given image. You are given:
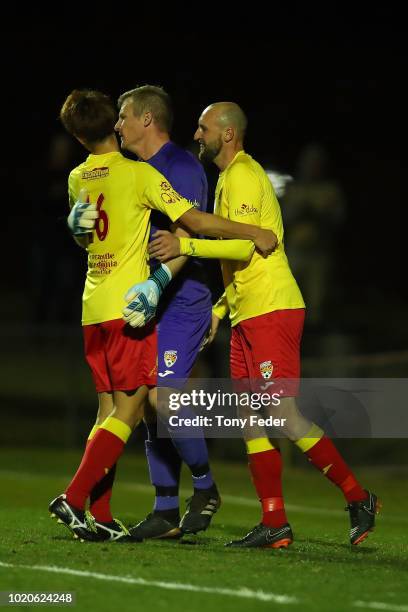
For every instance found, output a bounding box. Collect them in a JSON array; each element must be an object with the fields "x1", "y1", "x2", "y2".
[
  {"x1": 234, "y1": 203, "x2": 258, "y2": 216},
  {"x1": 164, "y1": 350, "x2": 178, "y2": 368},
  {"x1": 159, "y1": 181, "x2": 183, "y2": 204},
  {"x1": 82, "y1": 167, "x2": 109, "y2": 180},
  {"x1": 260, "y1": 360, "x2": 273, "y2": 379}
]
